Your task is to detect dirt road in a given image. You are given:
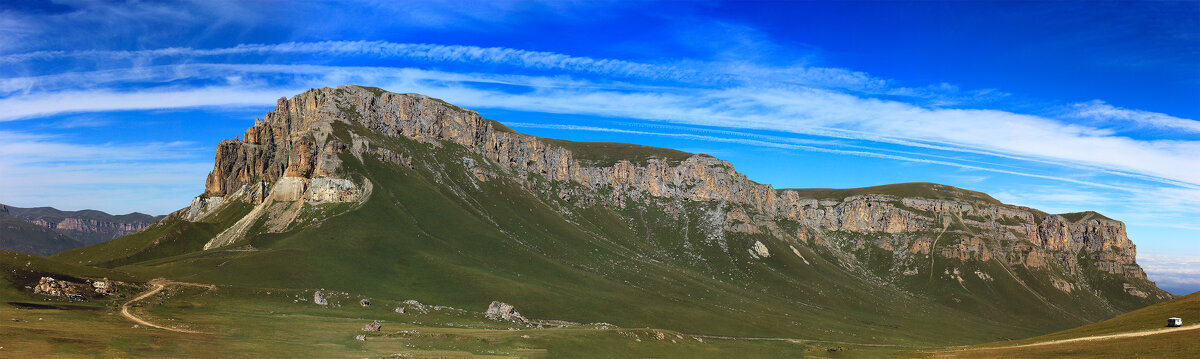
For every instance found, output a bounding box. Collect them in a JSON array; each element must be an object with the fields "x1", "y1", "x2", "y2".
[
  {"x1": 961, "y1": 323, "x2": 1200, "y2": 351},
  {"x1": 121, "y1": 278, "x2": 215, "y2": 334}
]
